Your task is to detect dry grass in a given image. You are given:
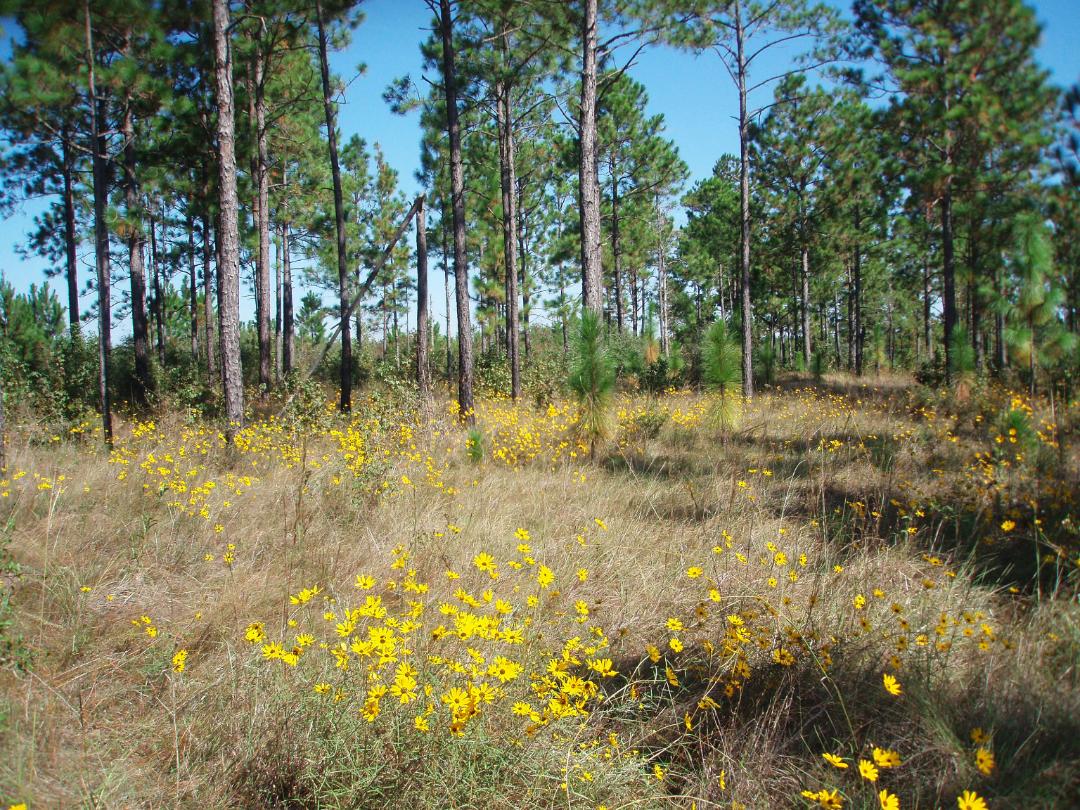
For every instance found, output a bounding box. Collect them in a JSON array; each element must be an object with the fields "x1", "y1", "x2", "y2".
[{"x1": 0, "y1": 373, "x2": 1077, "y2": 808}]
